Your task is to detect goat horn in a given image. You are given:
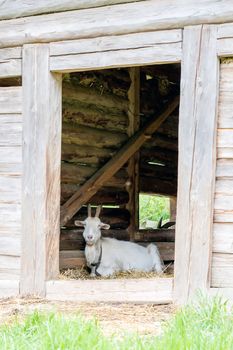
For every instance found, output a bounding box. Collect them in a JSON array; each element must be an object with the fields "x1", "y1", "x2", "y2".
[
  {"x1": 87, "y1": 204, "x2": 92, "y2": 217},
  {"x1": 95, "y1": 205, "x2": 102, "y2": 217}
]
